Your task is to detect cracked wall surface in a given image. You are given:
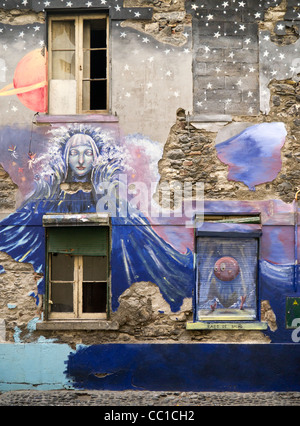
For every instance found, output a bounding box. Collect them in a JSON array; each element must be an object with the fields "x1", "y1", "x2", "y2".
[{"x1": 0, "y1": 0, "x2": 299, "y2": 349}]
